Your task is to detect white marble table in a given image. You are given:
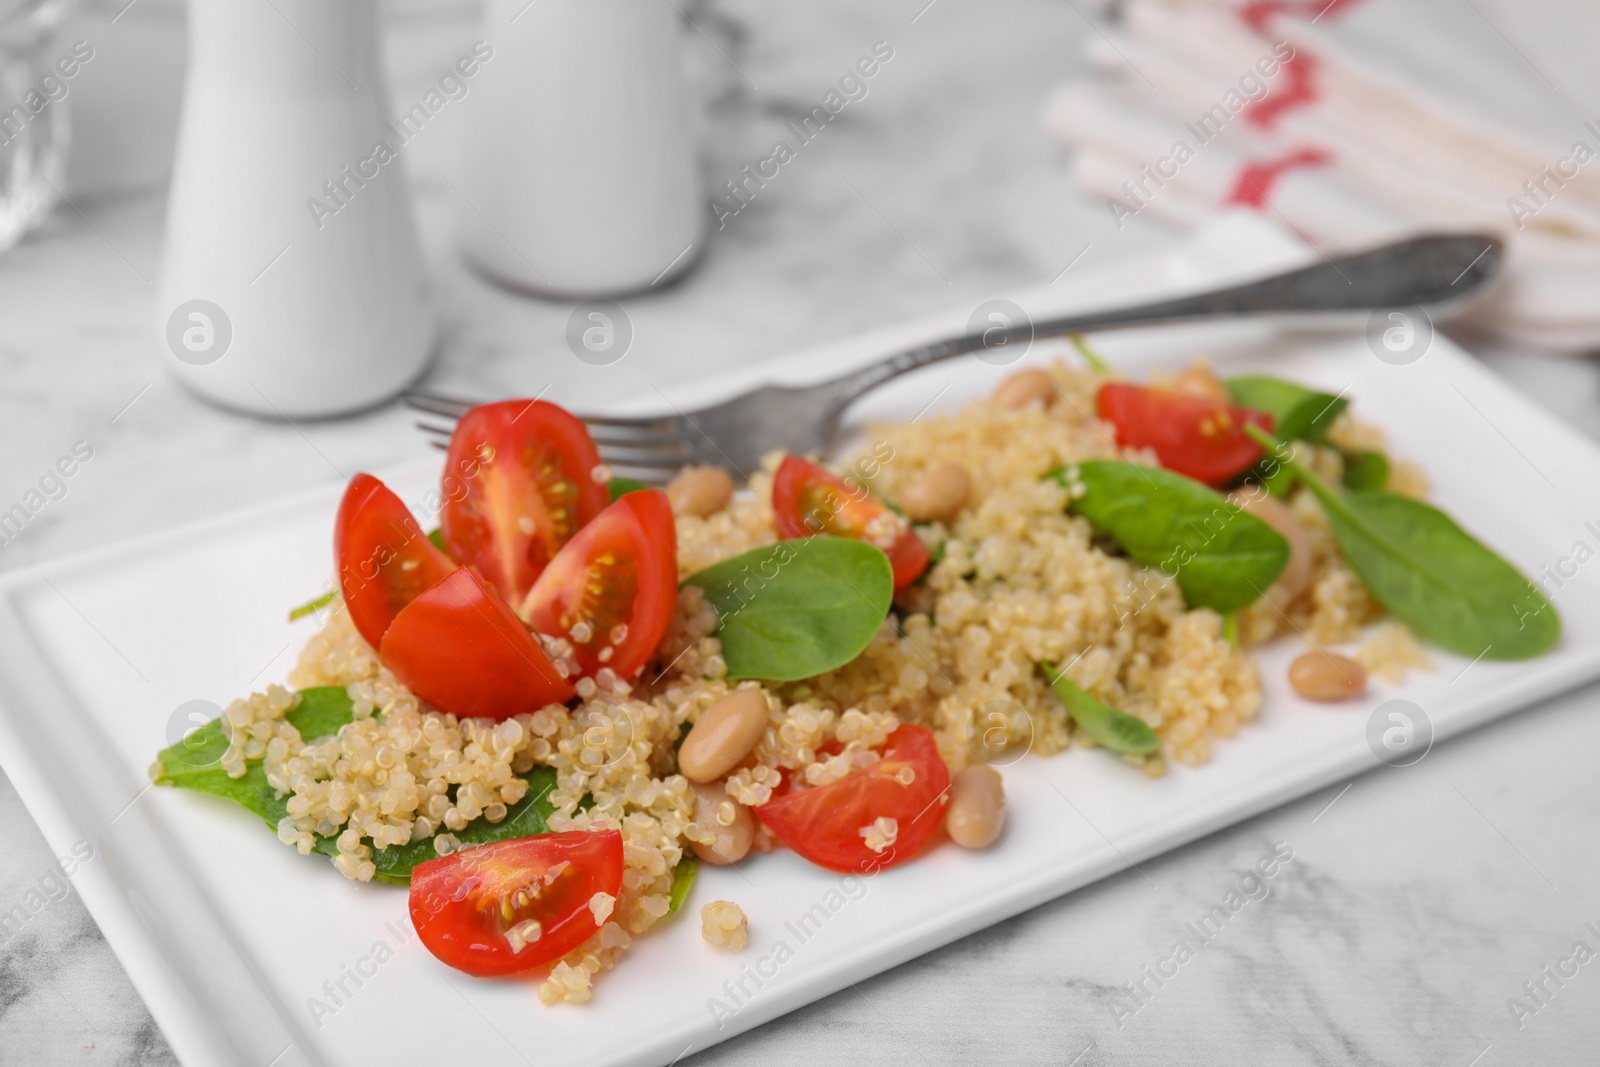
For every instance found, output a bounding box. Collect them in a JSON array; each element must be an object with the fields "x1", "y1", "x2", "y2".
[{"x1": 3, "y1": 1, "x2": 1600, "y2": 1064}]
